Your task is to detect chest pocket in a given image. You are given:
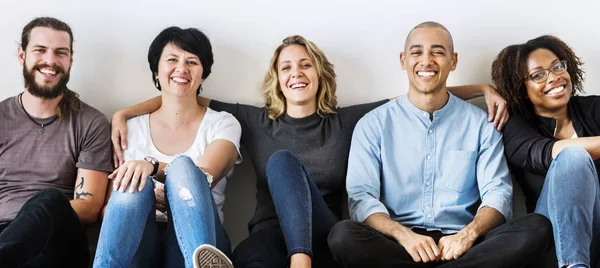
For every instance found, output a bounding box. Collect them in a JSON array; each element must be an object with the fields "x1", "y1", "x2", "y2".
[{"x1": 442, "y1": 150, "x2": 477, "y2": 193}]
